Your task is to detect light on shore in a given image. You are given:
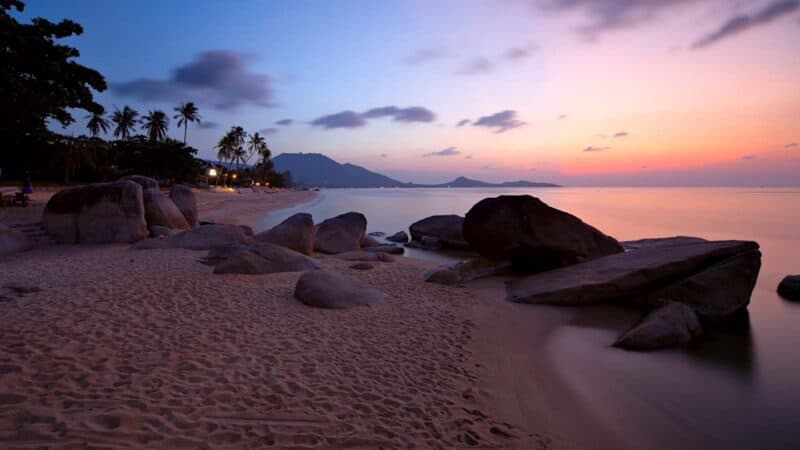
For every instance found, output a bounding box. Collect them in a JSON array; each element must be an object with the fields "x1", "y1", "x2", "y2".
[{"x1": 208, "y1": 168, "x2": 218, "y2": 177}]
